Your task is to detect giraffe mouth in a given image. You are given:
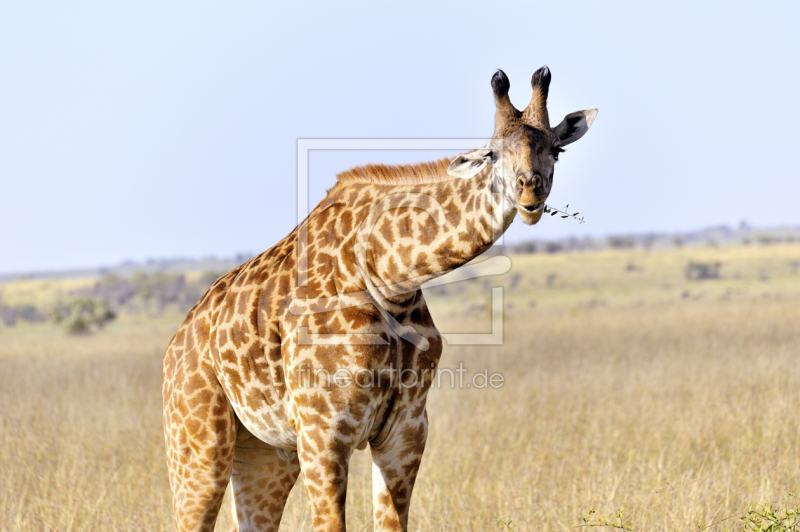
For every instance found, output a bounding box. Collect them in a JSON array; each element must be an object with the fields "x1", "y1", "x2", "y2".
[
  {"x1": 516, "y1": 202, "x2": 545, "y2": 225},
  {"x1": 519, "y1": 202, "x2": 544, "y2": 213}
]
